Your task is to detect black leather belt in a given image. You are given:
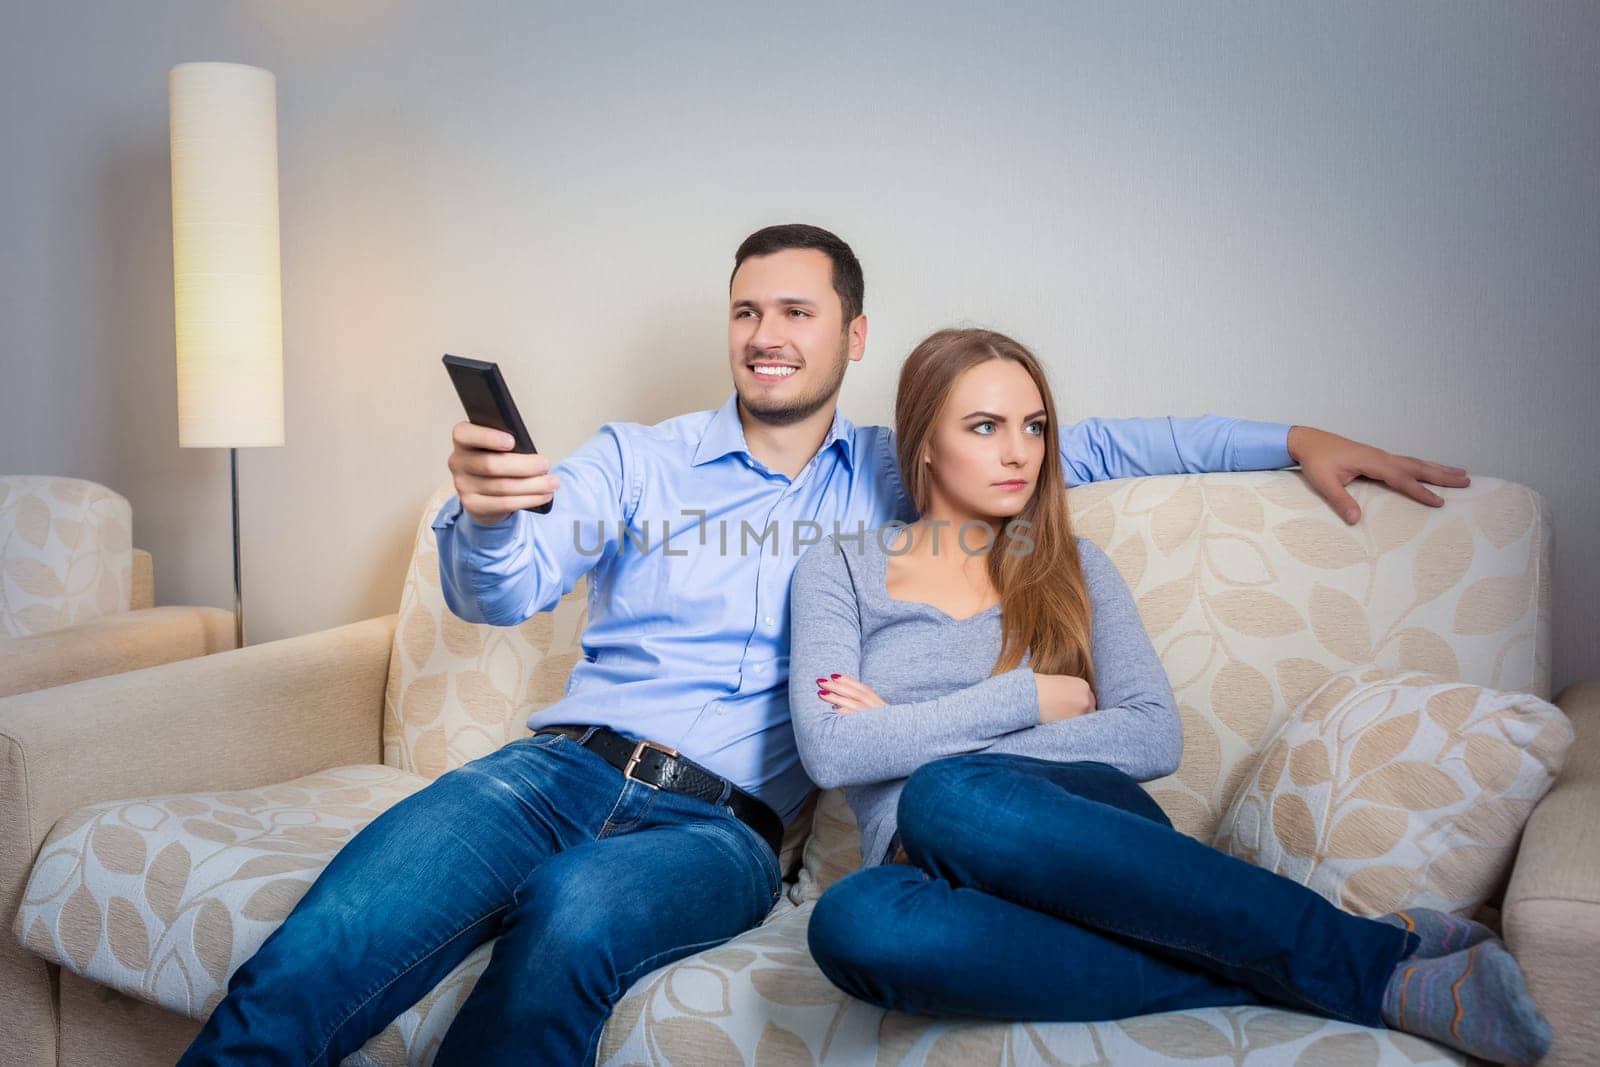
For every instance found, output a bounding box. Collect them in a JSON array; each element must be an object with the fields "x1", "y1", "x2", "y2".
[{"x1": 535, "y1": 724, "x2": 783, "y2": 860}]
